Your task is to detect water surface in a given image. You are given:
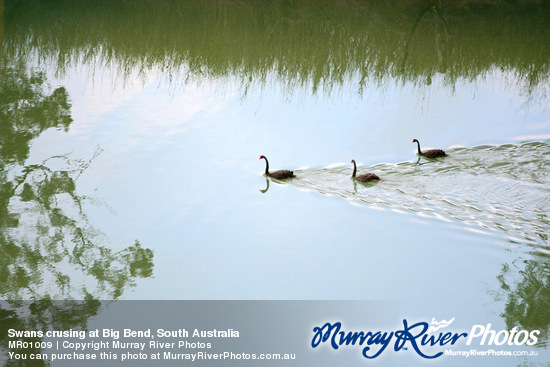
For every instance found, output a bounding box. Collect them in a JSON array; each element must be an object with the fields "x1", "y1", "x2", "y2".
[{"x1": 1, "y1": 0, "x2": 550, "y2": 364}]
